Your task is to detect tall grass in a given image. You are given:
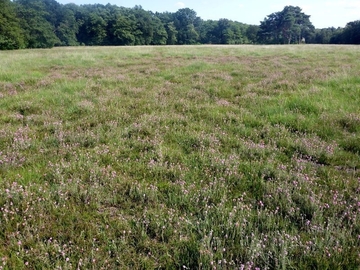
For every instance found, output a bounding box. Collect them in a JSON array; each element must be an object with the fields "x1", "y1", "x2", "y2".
[{"x1": 0, "y1": 45, "x2": 359, "y2": 269}]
